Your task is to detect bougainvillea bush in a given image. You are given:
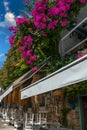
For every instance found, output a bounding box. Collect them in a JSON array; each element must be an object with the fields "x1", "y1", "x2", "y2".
[
  {"x1": 9, "y1": 17, "x2": 48, "y2": 72},
  {"x1": 9, "y1": 0, "x2": 87, "y2": 72}
]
